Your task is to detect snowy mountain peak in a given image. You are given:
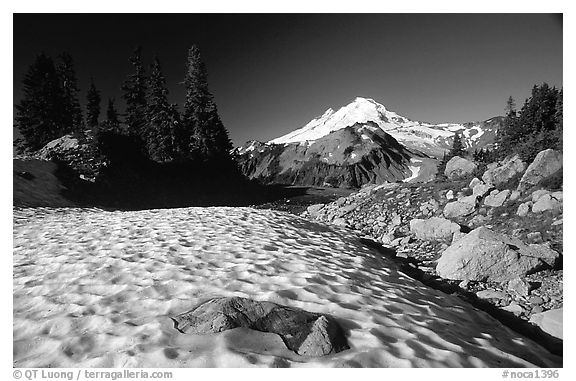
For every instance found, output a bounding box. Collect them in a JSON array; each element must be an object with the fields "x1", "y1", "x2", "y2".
[
  {"x1": 268, "y1": 97, "x2": 413, "y2": 145},
  {"x1": 267, "y1": 97, "x2": 501, "y2": 157}
]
